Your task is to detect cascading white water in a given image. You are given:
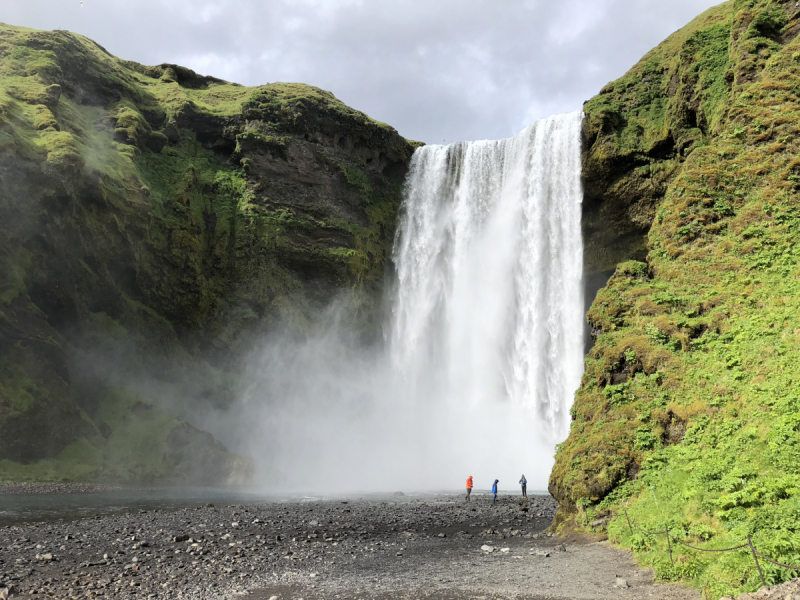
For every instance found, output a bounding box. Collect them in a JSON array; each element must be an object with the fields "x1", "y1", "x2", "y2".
[
  {"x1": 209, "y1": 111, "x2": 586, "y2": 493},
  {"x1": 390, "y1": 111, "x2": 585, "y2": 439}
]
